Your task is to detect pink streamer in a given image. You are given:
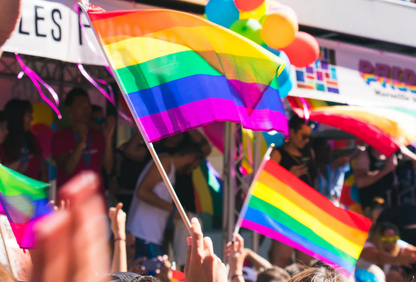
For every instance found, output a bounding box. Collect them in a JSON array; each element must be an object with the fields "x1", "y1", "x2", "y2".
[
  {"x1": 298, "y1": 97, "x2": 311, "y2": 123},
  {"x1": 15, "y1": 53, "x2": 62, "y2": 119}
]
